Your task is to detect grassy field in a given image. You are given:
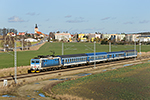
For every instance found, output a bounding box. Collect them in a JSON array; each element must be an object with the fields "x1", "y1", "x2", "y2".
[
  {"x1": 0, "y1": 42, "x2": 150, "y2": 69},
  {"x1": 52, "y1": 62, "x2": 150, "y2": 100}
]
